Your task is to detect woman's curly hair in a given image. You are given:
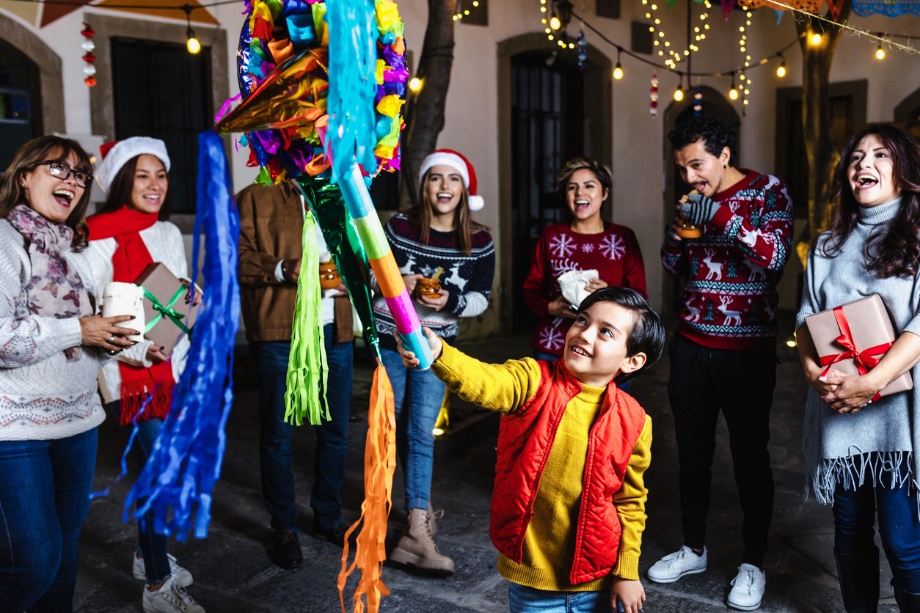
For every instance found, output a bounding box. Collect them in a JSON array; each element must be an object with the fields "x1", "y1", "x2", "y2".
[{"x1": 820, "y1": 124, "x2": 920, "y2": 278}]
